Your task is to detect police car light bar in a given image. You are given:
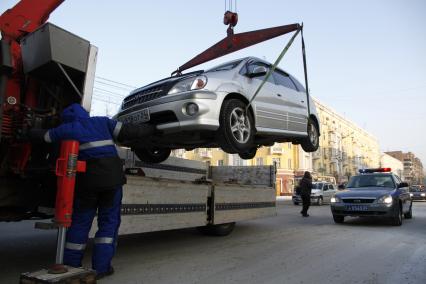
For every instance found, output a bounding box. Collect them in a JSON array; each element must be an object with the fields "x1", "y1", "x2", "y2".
[{"x1": 359, "y1": 168, "x2": 392, "y2": 173}]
